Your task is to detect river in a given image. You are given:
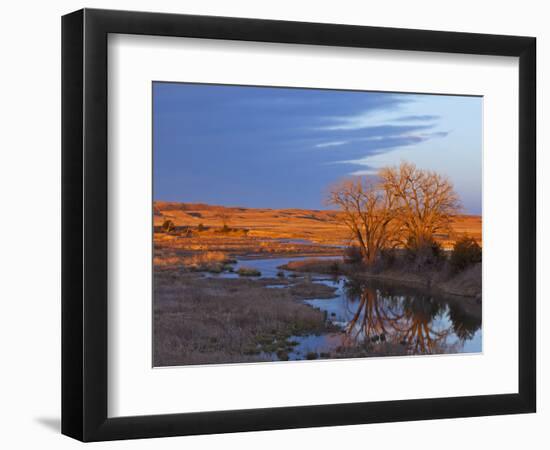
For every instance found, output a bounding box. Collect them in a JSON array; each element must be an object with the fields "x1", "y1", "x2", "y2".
[{"x1": 205, "y1": 255, "x2": 482, "y2": 360}]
